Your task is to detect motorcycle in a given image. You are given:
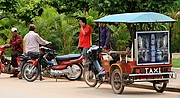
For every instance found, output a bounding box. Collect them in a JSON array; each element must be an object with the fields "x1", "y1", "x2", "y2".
[
  {"x1": 0, "y1": 44, "x2": 28, "y2": 76},
  {"x1": 83, "y1": 45, "x2": 120, "y2": 87},
  {"x1": 22, "y1": 46, "x2": 83, "y2": 82}
]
